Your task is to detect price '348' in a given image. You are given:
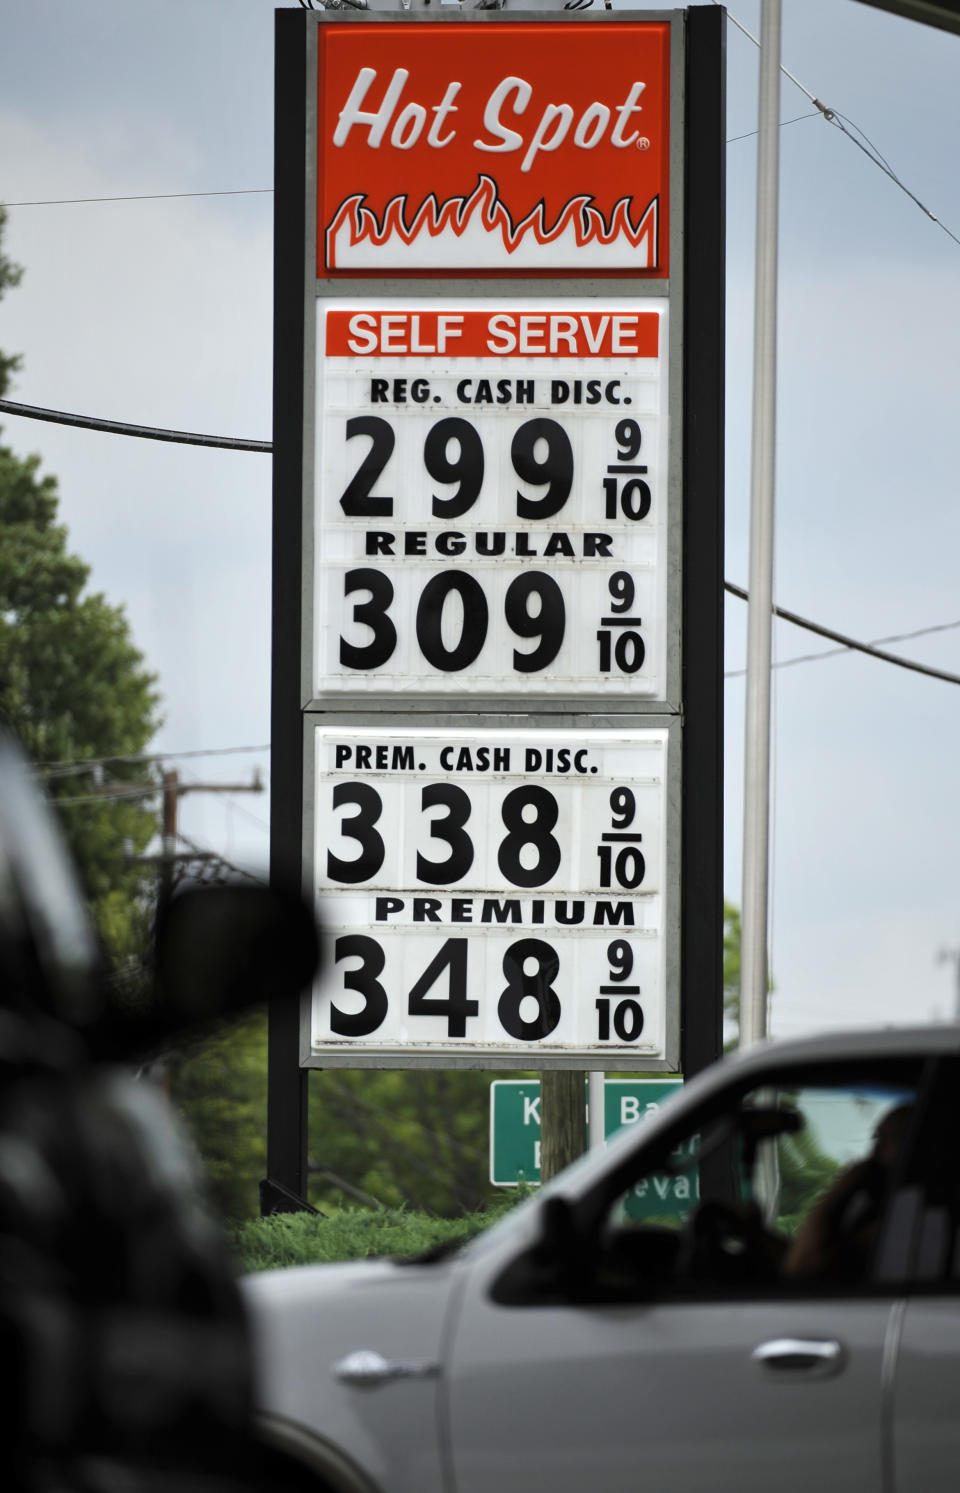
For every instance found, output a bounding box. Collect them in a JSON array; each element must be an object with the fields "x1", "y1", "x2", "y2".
[{"x1": 330, "y1": 935, "x2": 644, "y2": 1043}]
